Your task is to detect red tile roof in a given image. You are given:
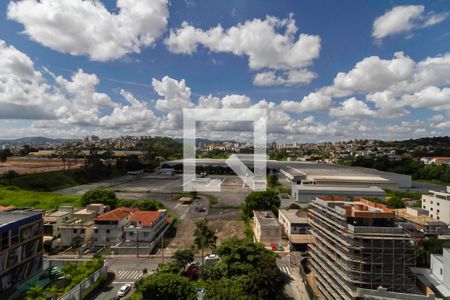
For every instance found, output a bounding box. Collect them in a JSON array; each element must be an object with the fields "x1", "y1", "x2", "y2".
[
  {"x1": 129, "y1": 211, "x2": 162, "y2": 227},
  {"x1": 96, "y1": 207, "x2": 137, "y2": 222}
]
